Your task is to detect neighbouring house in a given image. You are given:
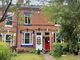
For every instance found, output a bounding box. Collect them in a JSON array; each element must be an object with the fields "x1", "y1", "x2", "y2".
[{"x1": 0, "y1": 0, "x2": 57, "y2": 52}]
